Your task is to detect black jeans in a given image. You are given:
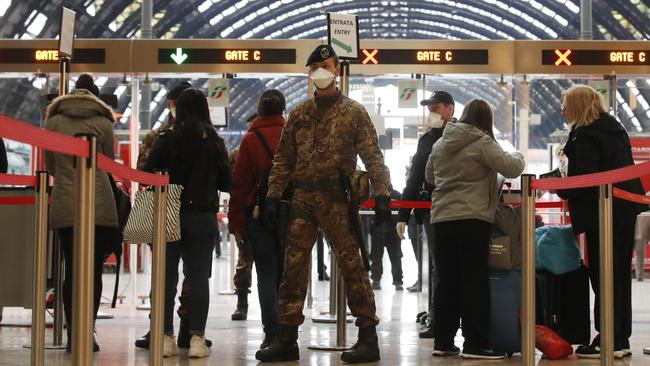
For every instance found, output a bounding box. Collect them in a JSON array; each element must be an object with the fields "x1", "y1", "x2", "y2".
[
  {"x1": 370, "y1": 221, "x2": 403, "y2": 285},
  {"x1": 433, "y1": 219, "x2": 491, "y2": 349},
  {"x1": 246, "y1": 212, "x2": 283, "y2": 335},
  {"x1": 584, "y1": 214, "x2": 636, "y2": 349},
  {"x1": 164, "y1": 210, "x2": 216, "y2": 336},
  {"x1": 59, "y1": 226, "x2": 113, "y2": 333}
]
